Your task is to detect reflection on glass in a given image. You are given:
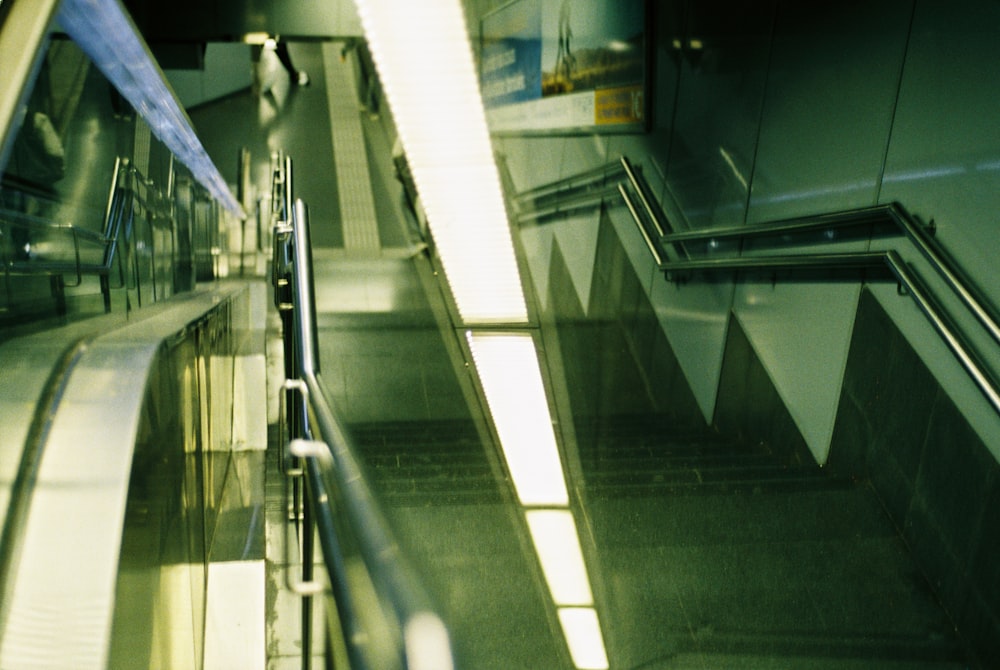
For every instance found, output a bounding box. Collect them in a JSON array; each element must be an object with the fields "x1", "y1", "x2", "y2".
[
  {"x1": 110, "y1": 337, "x2": 208, "y2": 669},
  {"x1": 0, "y1": 34, "x2": 212, "y2": 329}
]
